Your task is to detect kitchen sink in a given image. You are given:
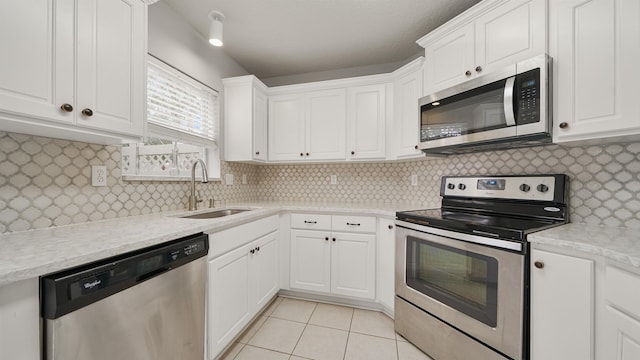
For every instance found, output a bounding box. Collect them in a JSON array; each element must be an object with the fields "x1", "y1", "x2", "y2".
[{"x1": 180, "y1": 208, "x2": 251, "y2": 219}]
